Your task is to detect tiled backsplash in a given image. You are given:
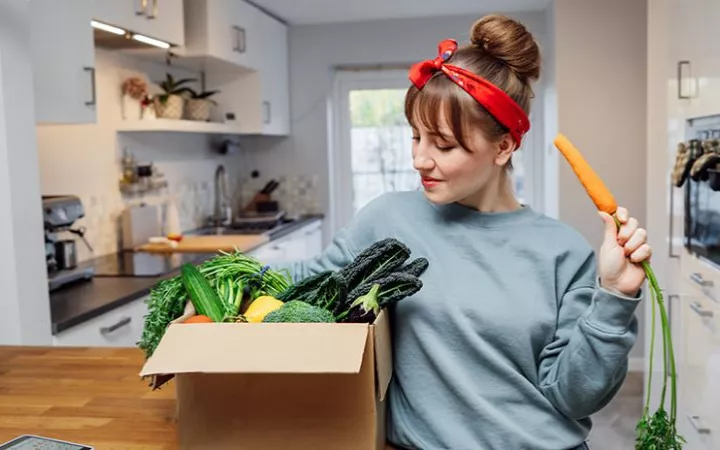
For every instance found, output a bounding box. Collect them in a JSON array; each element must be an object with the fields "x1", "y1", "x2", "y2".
[
  {"x1": 61, "y1": 179, "x2": 228, "y2": 262},
  {"x1": 62, "y1": 174, "x2": 319, "y2": 262},
  {"x1": 239, "y1": 174, "x2": 321, "y2": 217}
]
